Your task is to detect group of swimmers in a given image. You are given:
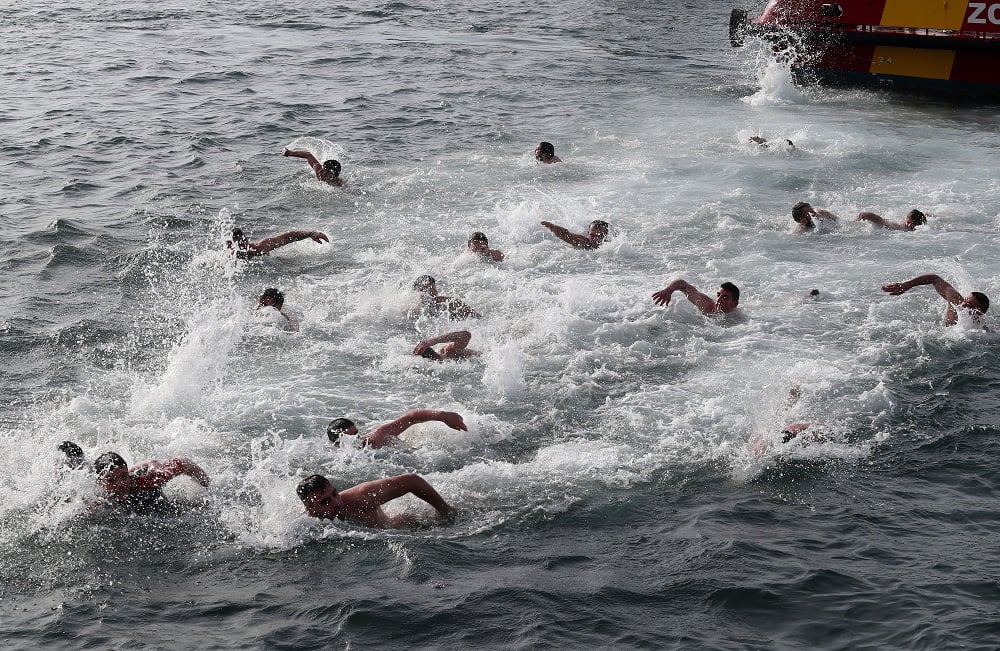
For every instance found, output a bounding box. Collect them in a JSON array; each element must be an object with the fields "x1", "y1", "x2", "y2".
[{"x1": 65, "y1": 138, "x2": 992, "y2": 528}]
